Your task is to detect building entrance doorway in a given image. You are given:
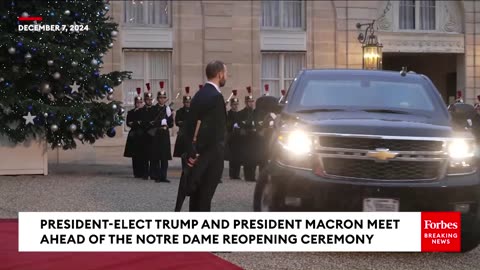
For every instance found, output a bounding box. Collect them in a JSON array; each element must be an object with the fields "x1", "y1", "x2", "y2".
[{"x1": 383, "y1": 53, "x2": 465, "y2": 105}]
